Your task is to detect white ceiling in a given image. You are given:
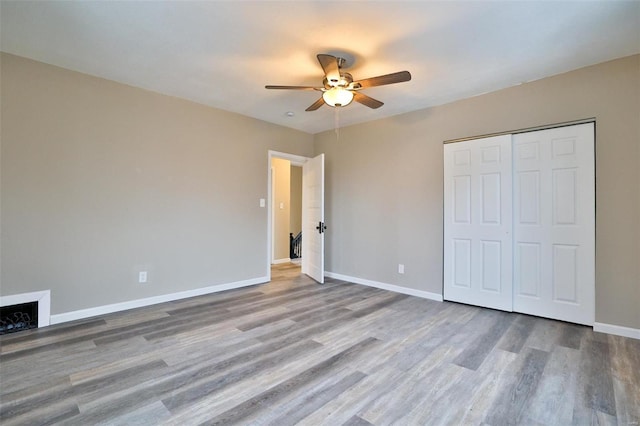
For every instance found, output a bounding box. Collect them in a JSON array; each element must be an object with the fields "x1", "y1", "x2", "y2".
[{"x1": 2, "y1": 1, "x2": 639, "y2": 134}]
